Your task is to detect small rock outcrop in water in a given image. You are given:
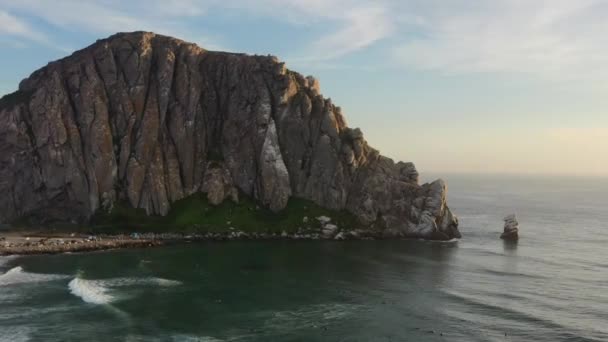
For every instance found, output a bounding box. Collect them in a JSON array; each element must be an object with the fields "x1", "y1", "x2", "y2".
[
  {"x1": 0, "y1": 32, "x2": 460, "y2": 240},
  {"x1": 501, "y1": 214, "x2": 519, "y2": 240}
]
